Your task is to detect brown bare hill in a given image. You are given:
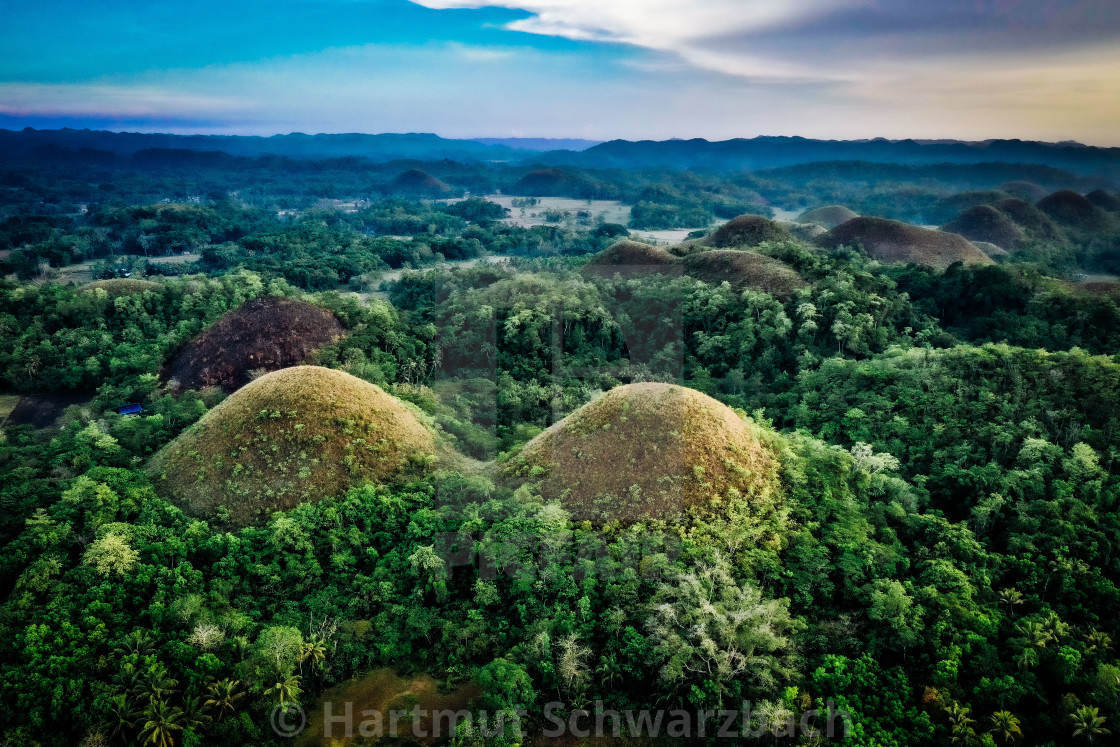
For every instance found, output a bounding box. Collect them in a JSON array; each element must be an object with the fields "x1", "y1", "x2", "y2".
[
  {"x1": 82, "y1": 278, "x2": 161, "y2": 295},
  {"x1": 817, "y1": 217, "x2": 993, "y2": 269},
  {"x1": 147, "y1": 366, "x2": 436, "y2": 526},
  {"x1": 682, "y1": 250, "x2": 805, "y2": 298},
  {"x1": 582, "y1": 240, "x2": 679, "y2": 276},
  {"x1": 1087, "y1": 189, "x2": 1120, "y2": 213},
  {"x1": 1038, "y1": 190, "x2": 1116, "y2": 231},
  {"x1": 942, "y1": 205, "x2": 1024, "y2": 250},
  {"x1": 705, "y1": 214, "x2": 792, "y2": 248},
  {"x1": 165, "y1": 297, "x2": 345, "y2": 392},
  {"x1": 994, "y1": 198, "x2": 1064, "y2": 241},
  {"x1": 389, "y1": 168, "x2": 452, "y2": 196},
  {"x1": 502, "y1": 383, "x2": 780, "y2": 523},
  {"x1": 782, "y1": 221, "x2": 827, "y2": 242},
  {"x1": 799, "y1": 205, "x2": 858, "y2": 229},
  {"x1": 1000, "y1": 181, "x2": 1048, "y2": 202},
  {"x1": 511, "y1": 168, "x2": 581, "y2": 196},
  {"x1": 926, "y1": 190, "x2": 1012, "y2": 225}
]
